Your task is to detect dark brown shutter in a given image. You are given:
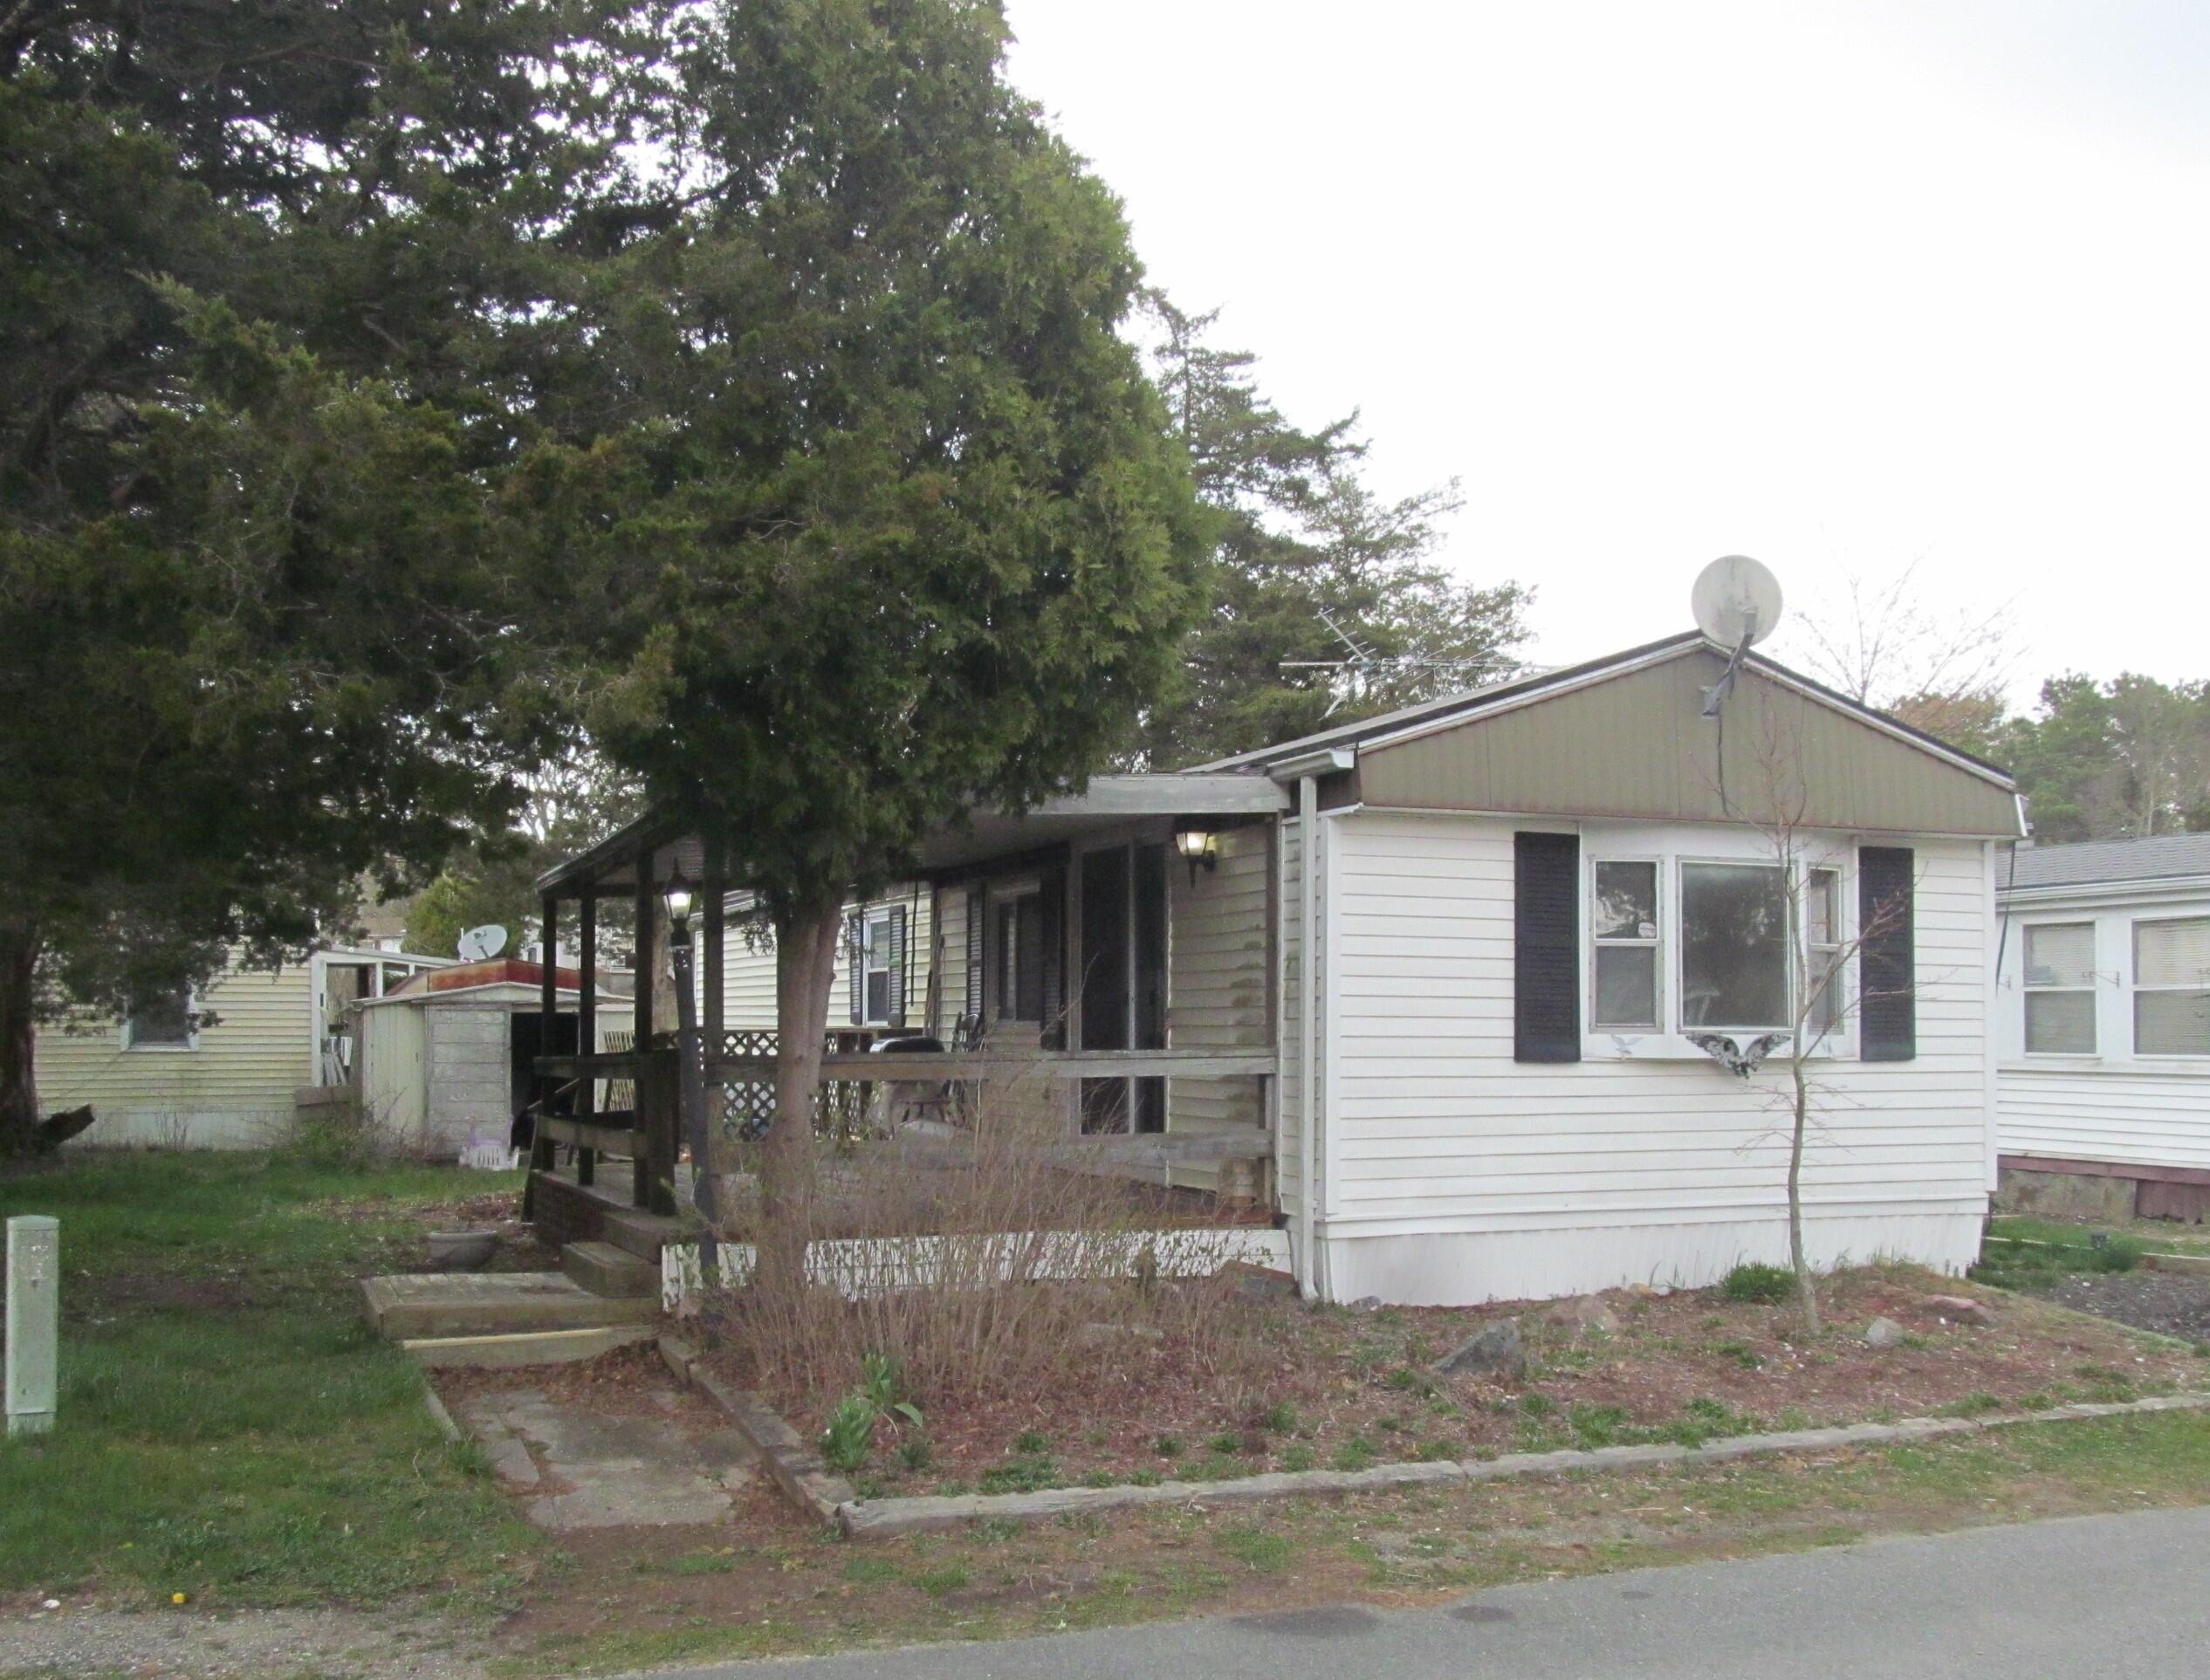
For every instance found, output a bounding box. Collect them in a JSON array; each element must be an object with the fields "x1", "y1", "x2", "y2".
[
  {"x1": 845, "y1": 909, "x2": 863, "y2": 1024},
  {"x1": 1858, "y1": 847, "x2": 1916, "y2": 1061},
  {"x1": 1037, "y1": 865, "x2": 1067, "y2": 1049},
  {"x1": 887, "y1": 905, "x2": 908, "y2": 1028},
  {"x1": 964, "y1": 888, "x2": 985, "y2": 1023},
  {"x1": 1514, "y1": 831, "x2": 1581, "y2": 1063}
]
